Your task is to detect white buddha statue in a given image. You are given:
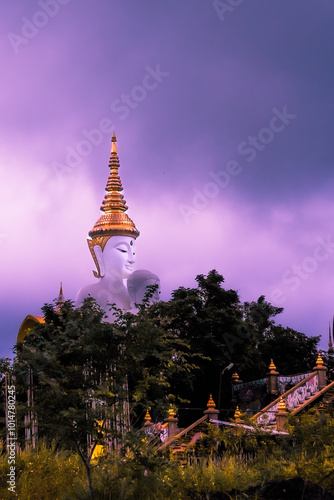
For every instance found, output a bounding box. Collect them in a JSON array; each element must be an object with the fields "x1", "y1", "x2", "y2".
[{"x1": 76, "y1": 134, "x2": 141, "y2": 321}]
